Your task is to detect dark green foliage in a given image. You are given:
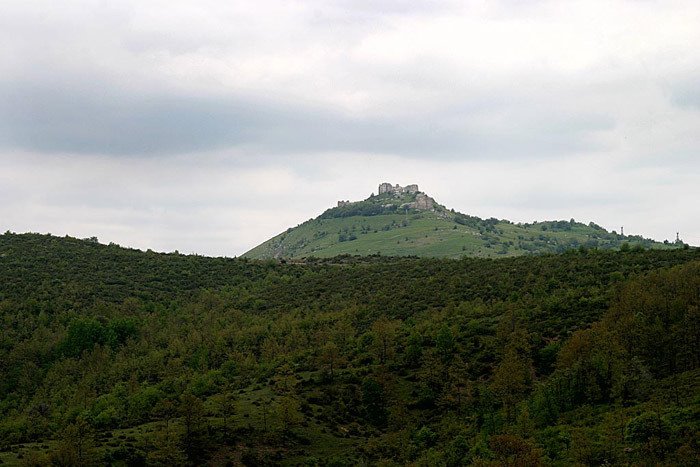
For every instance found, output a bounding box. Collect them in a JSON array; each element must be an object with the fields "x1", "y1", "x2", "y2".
[
  {"x1": 319, "y1": 193, "x2": 419, "y2": 220},
  {"x1": 60, "y1": 317, "x2": 138, "y2": 357},
  {"x1": 435, "y1": 325, "x2": 456, "y2": 364},
  {"x1": 453, "y1": 212, "x2": 497, "y2": 232},
  {"x1": 535, "y1": 426, "x2": 571, "y2": 461},
  {"x1": 361, "y1": 379, "x2": 387, "y2": 427},
  {"x1": 0, "y1": 232, "x2": 698, "y2": 465},
  {"x1": 322, "y1": 199, "x2": 399, "y2": 218},
  {"x1": 413, "y1": 425, "x2": 438, "y2": 448},
  {"x1": 625, "y1": 411, "x2": 670, "y2": 443}
]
